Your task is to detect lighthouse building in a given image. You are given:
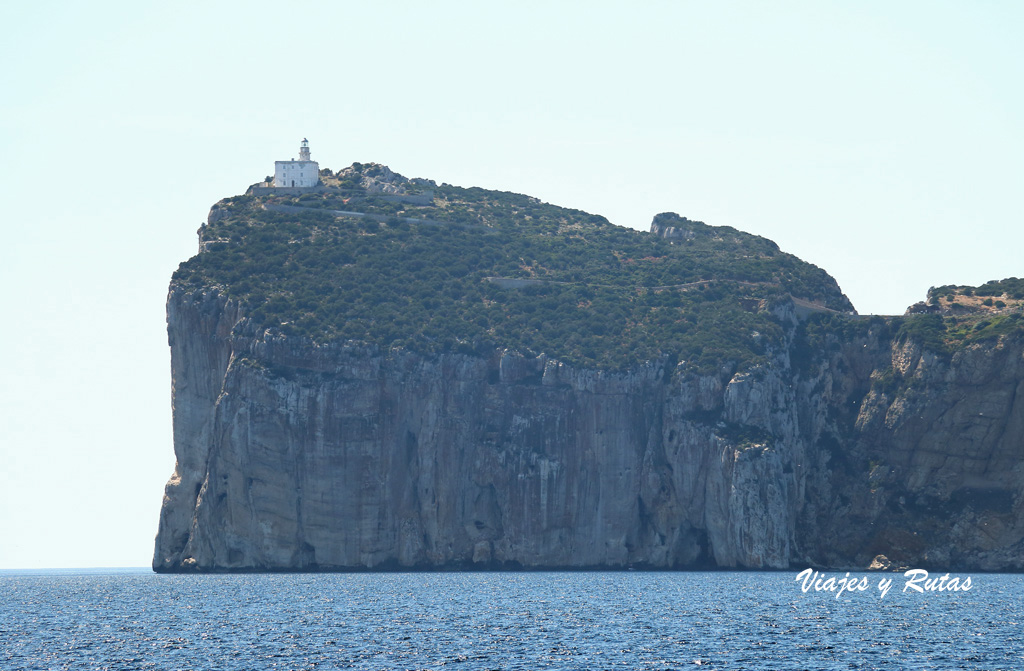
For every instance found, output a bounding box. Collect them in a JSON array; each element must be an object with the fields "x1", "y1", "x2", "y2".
[{"x1": 274, "y1": 139, "x2": 320, "y2": 188}]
